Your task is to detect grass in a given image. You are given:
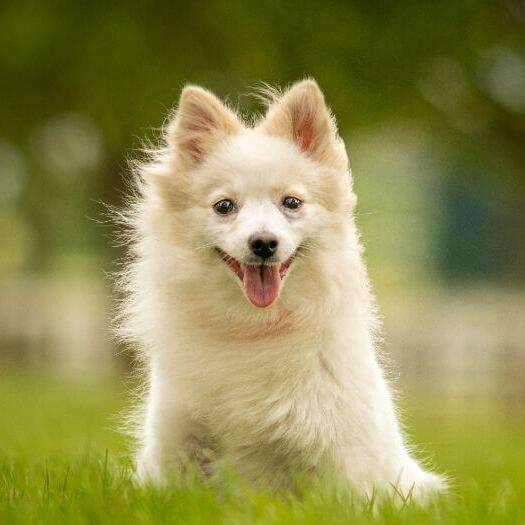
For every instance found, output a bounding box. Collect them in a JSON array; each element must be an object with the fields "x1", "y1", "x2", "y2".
[{"x1": 1, "y1": 372, "x2": 524, "y2": 524}]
